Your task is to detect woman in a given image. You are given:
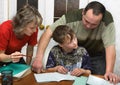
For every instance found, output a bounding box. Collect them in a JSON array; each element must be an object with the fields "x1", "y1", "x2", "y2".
[{"x1": 0, "y1": 5, "x2": 42, "y2": 66}]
